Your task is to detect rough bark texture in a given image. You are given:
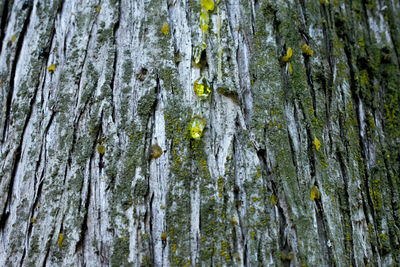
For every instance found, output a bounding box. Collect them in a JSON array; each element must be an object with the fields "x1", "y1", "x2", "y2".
[{"x1": 1, "y1": 0, "x2": 400, "y2": 266}]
